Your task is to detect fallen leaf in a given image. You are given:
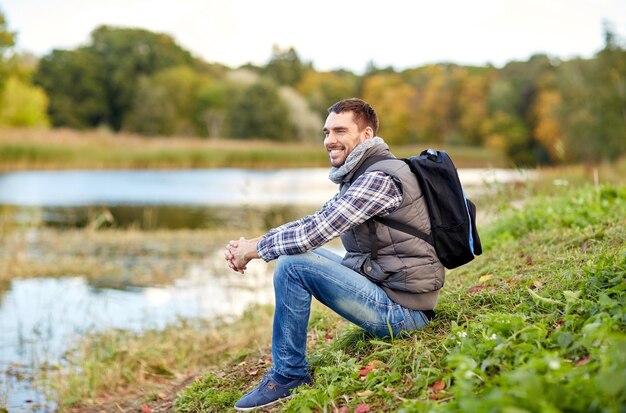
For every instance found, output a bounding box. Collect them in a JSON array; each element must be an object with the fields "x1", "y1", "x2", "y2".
[
  {"x1": 359, "y1": 364, "x2": 375, "y2": 377},
  {"x1": 258, "y1": 355, "x2": 272, "y2": 365},
  {"x1": 429, "y1": 379, "x2": 446, "y2": 391},
  {"x1": 428, "y1": 391, "x2": 446, "y2": 400},
  {"x1": 141, "y1": 404, "x2": 152, "y2": 413},
  {"x1": 479, "y1": 274, "x2": 493, "y2": 283},
  {"x1": 356, "y1": 390, "x2": 374, "y2": 397},
  {"x1": 468, "y1": 285, "x2": 486, "y2": 293},
  {"x1": 427, "y1": 379, "x2": 447, "y2": 400},
  {"x1": 533, "y1": 280, "x2": 544, "y2": 289},
  {"x1": 325, "y1": 332, "x2": 333, "y2": 340},
  {"x1": 525, "y1": 255, "x2": 533, "y2": 265},
  {"x1": 575, "y1": 355, "x2": 590, "y2": 366},
  {"x1": 383, "y1": 386, "x2": 394, "y2": 393},
  {"x1": 215, "y1": 371, "x2": 226, "y2": 378},
  {"x1": 248, "y1": 369, "x2": 259, "y2": 376},
  {"x1": 355, "y1": 403, "x2": 371, "y2": 413}
]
